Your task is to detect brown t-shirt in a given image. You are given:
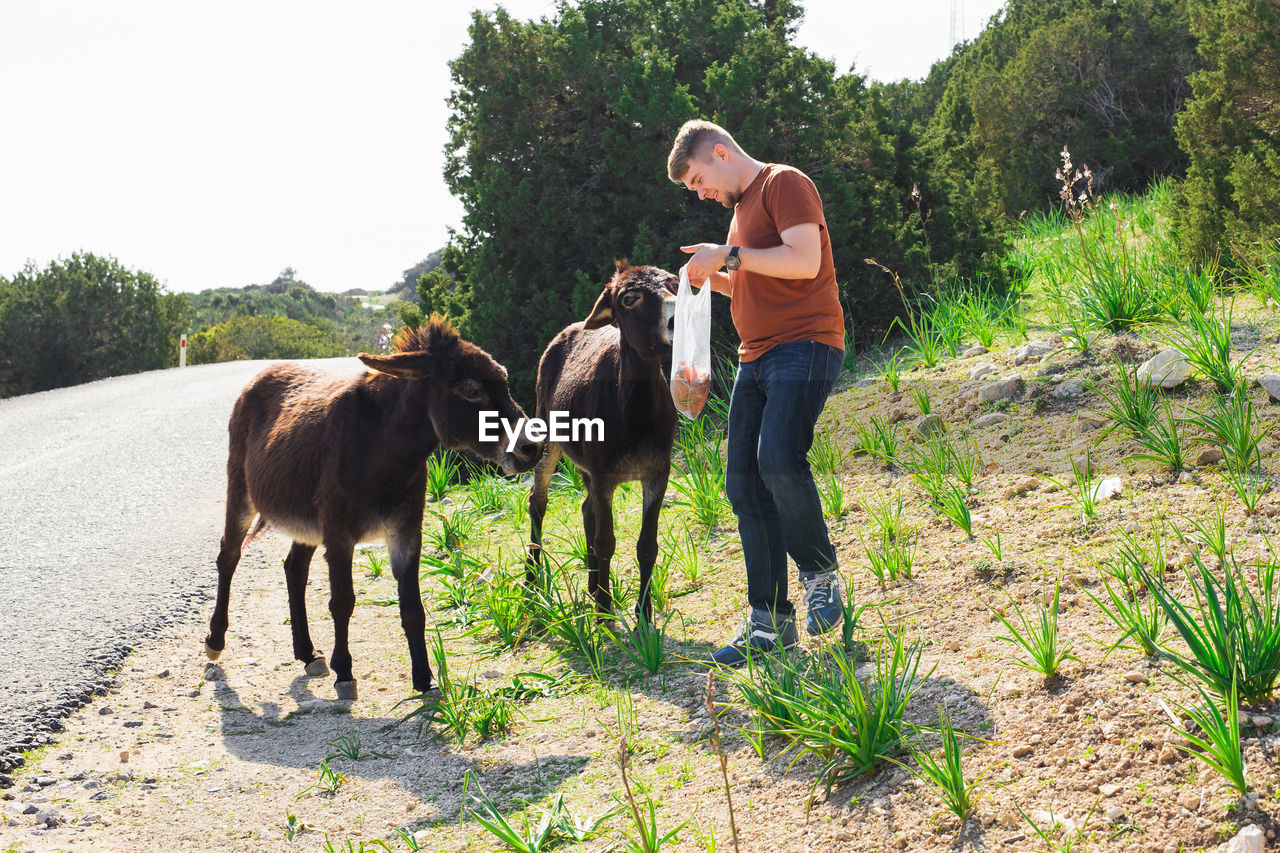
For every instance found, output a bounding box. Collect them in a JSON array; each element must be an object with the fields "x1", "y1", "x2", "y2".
[{"x1": 725, "y1": 164, "x2": 845, "y2": 362}]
